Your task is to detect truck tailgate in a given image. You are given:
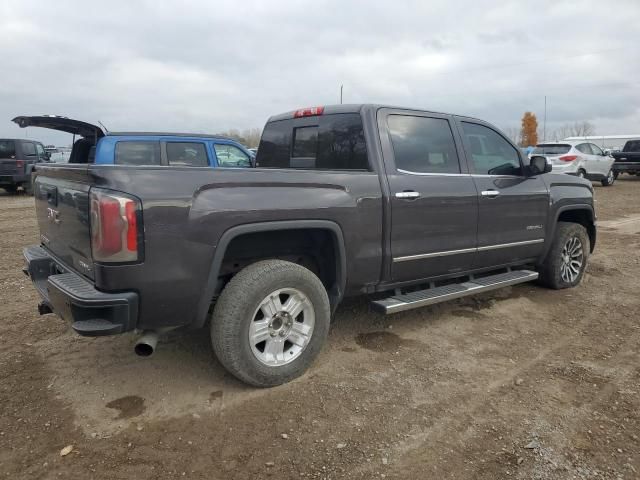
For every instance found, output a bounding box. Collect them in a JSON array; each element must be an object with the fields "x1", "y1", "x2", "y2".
[{"x1": 33, "y1": 165, "x2": 94, "y2": 280}]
